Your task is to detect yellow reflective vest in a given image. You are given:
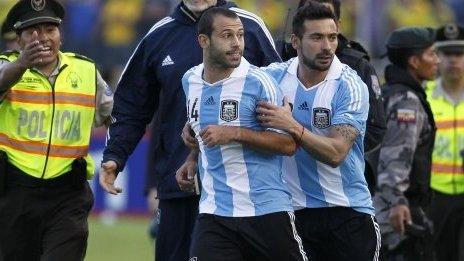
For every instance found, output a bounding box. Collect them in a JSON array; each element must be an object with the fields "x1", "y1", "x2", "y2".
[
  {"x1": 0, "y1": 51, "x2": 96, "y2": 179},
  {"x1": 426, "y1": 80, "x2": 464, "y2": 194}
]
